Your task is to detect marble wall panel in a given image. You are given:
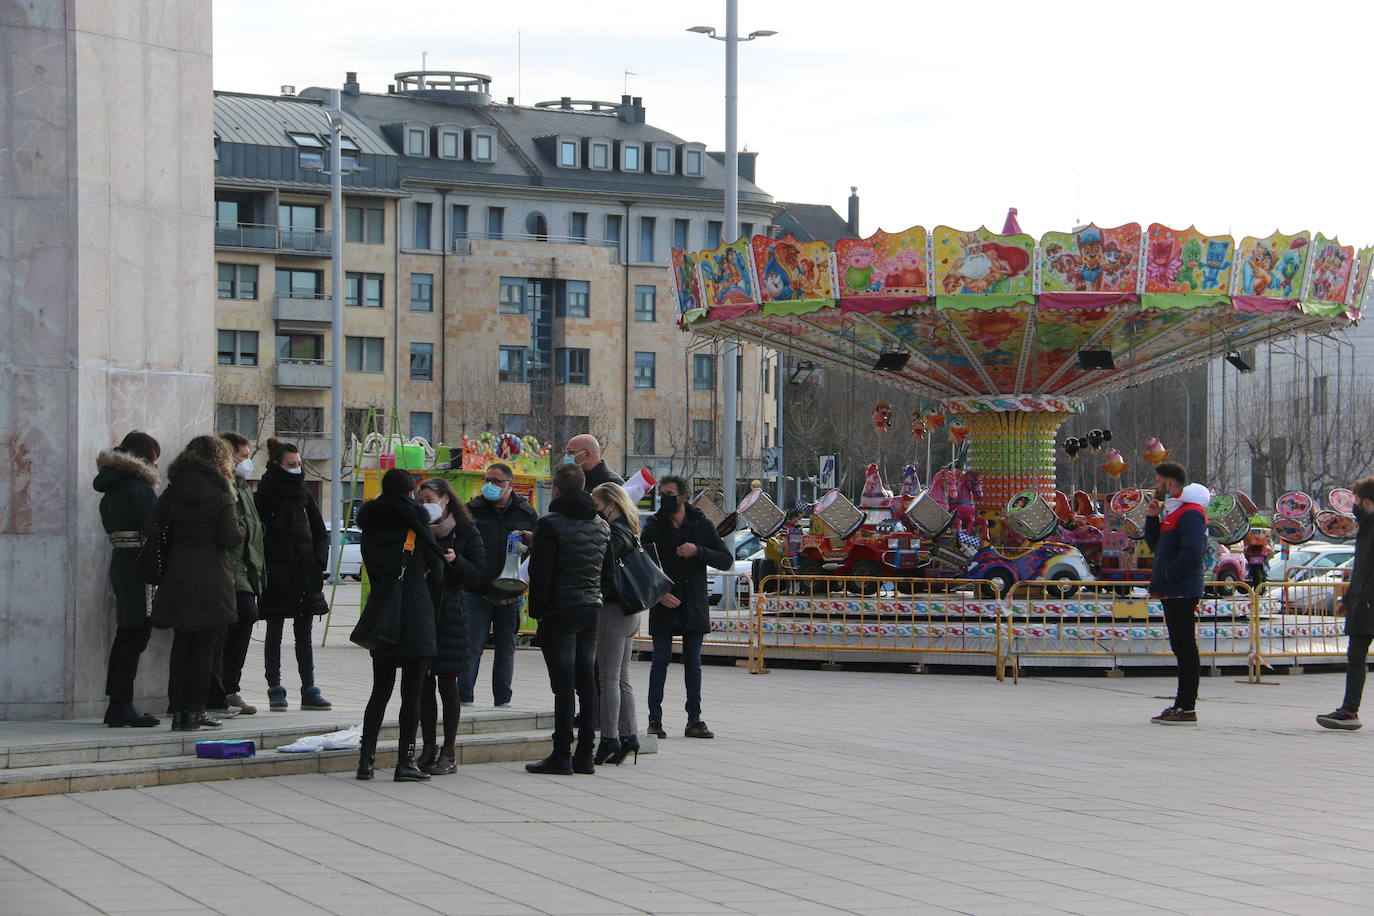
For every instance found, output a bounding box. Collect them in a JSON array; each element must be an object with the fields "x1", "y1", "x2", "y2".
[
  {"x1": 3, "y1": 19, "x2": 70, "y2": 200},
  {"x1": 144, "y1": 46, "x2": 178, "y2": 214},
  {"x1": 108, "y1": 206, "x2": 148, "y2": 369},
  {"x1": 76, "y1": 198, "x2": 112, "y2": 363},
  {"x1": 109, "y1": 36, "x2": 146, "y2": 208},
  {"x1": 73, "y1": 31, "x2": 111, "y2": 205},
  {"x1": 0, "y1": 534, "x2": 71, "y2": 719},
  {"x1": 0, "y1": 0, "x2": 64, "y2": 28},
  {"x1": 8, "y1": 199, "x2": 74, "y2": 368}
]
